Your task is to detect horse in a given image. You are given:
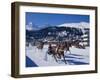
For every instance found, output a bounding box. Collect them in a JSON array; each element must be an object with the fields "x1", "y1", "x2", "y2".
[
  {"x1": 72, "y1": 40, "x2": 85, "y2": 49},
  {"x1": 64, "y1": 41, "x2": 72, "y2": 54},
  {"x1": 47, "y1": 43, "x2": 67, "y2": 64},
  {"x1": 37, "y1": 42, "x2": 44, "y2": 50}
]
